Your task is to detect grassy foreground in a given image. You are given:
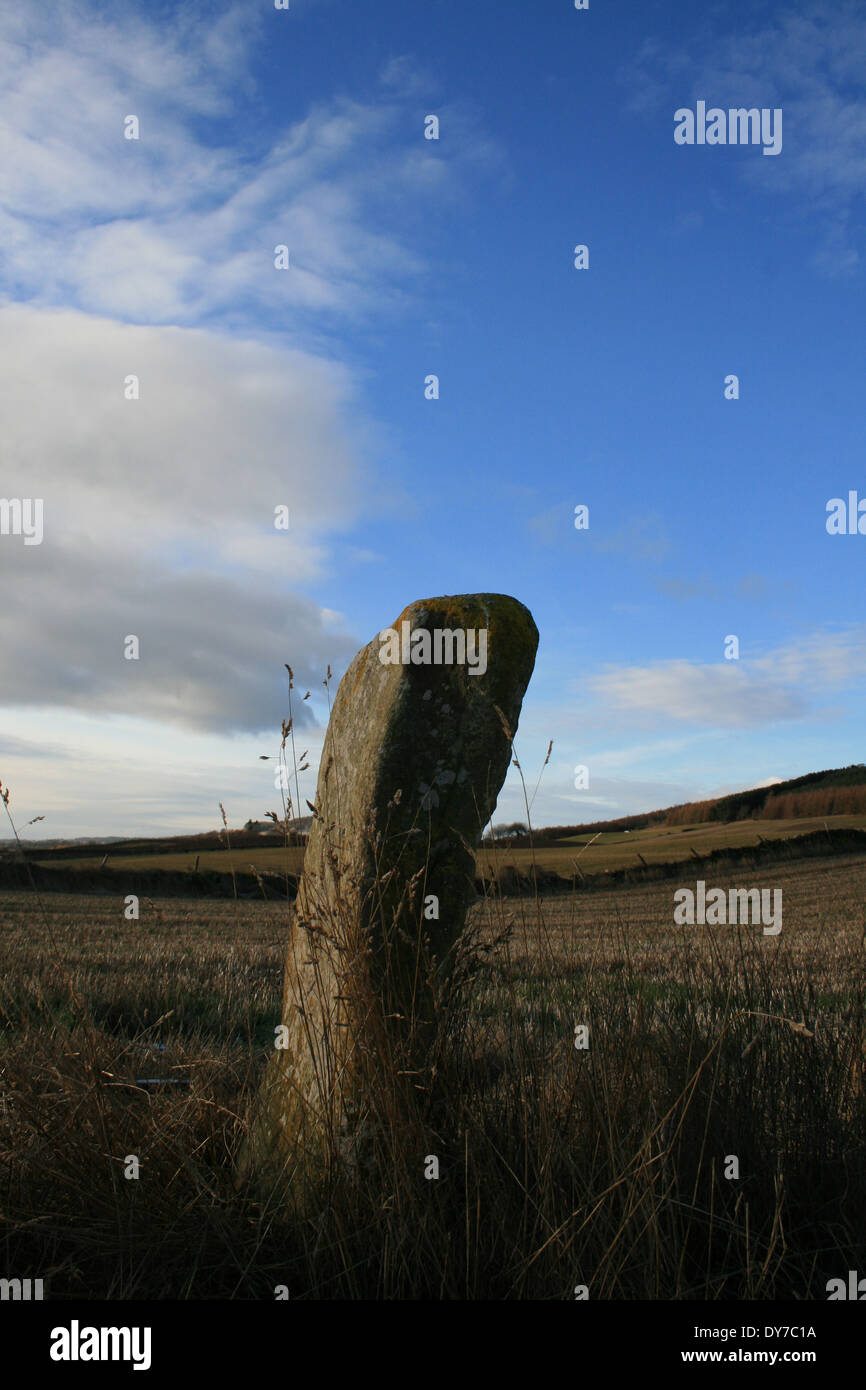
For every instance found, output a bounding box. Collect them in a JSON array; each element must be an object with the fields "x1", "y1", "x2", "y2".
[{"x1": 1, "y1": 852, "x2": 865, "y2": 1299}]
